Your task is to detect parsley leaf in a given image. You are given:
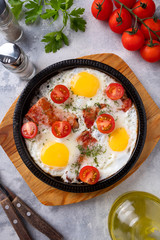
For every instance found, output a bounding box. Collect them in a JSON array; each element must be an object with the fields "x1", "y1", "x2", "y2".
[
  {"x1": 8, "y1": 0, "x2": 24, "y2": 19},
  {"x1": 65, "y1": 0, "x2": 73, "y2": 10},
  {"x1": 69, "y1": 8, "x2": 86, "y2": 32},
  {"x1": 41, "y1": 31, "x2": 69, "y2": 53},
  {"x1": 25, "y1": 0, "x2": 43, "y2": 24},
  {"x1": 47, "y1": 0, "x2": 61, "y2": 11},
  {"x1": 70, "y1": 8, "x2": 85, "y2": 17},
  {"x1": 70, "y1": 17, "x2": 86, "y2": 32},
  {"x1": 41, "y1": 9, "x2": 58, "y2": 20}
]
